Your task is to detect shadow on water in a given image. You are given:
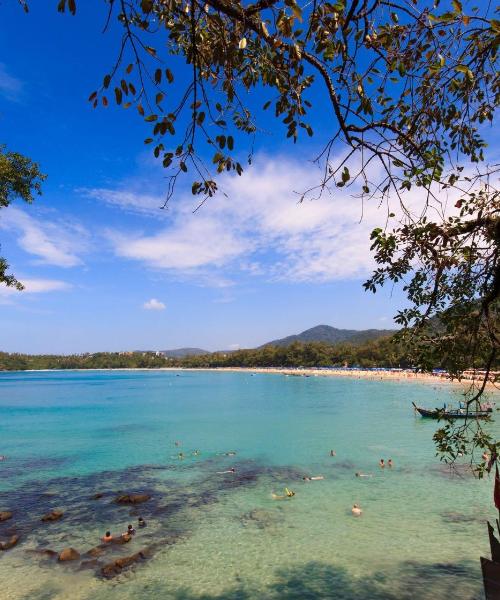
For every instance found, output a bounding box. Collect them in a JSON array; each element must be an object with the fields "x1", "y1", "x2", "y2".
[
  {"x1": 162, "y1": 561, "x2": 482, "y2": 600},
  {"x1": 37, "y1": 560, "x2": 480, "y2": 600}
]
